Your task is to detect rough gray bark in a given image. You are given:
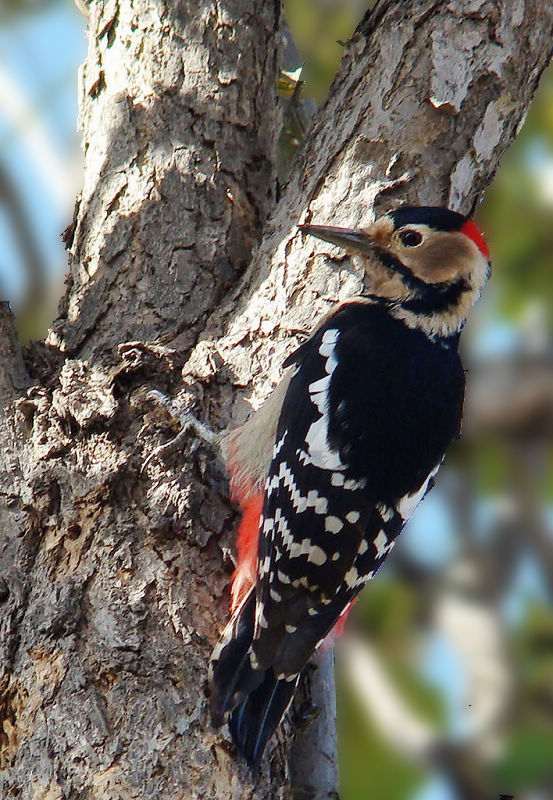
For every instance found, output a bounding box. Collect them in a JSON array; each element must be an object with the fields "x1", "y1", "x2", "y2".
[
  {"x1": 1, "y1": 2, "x2": 552, "y2": 799},
  {"x1": 51, "y1": 0, "x2": 280, "y2": 360},
  {"x1": 1, "y1": 1, "x2": 283, "y2": 798}
]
